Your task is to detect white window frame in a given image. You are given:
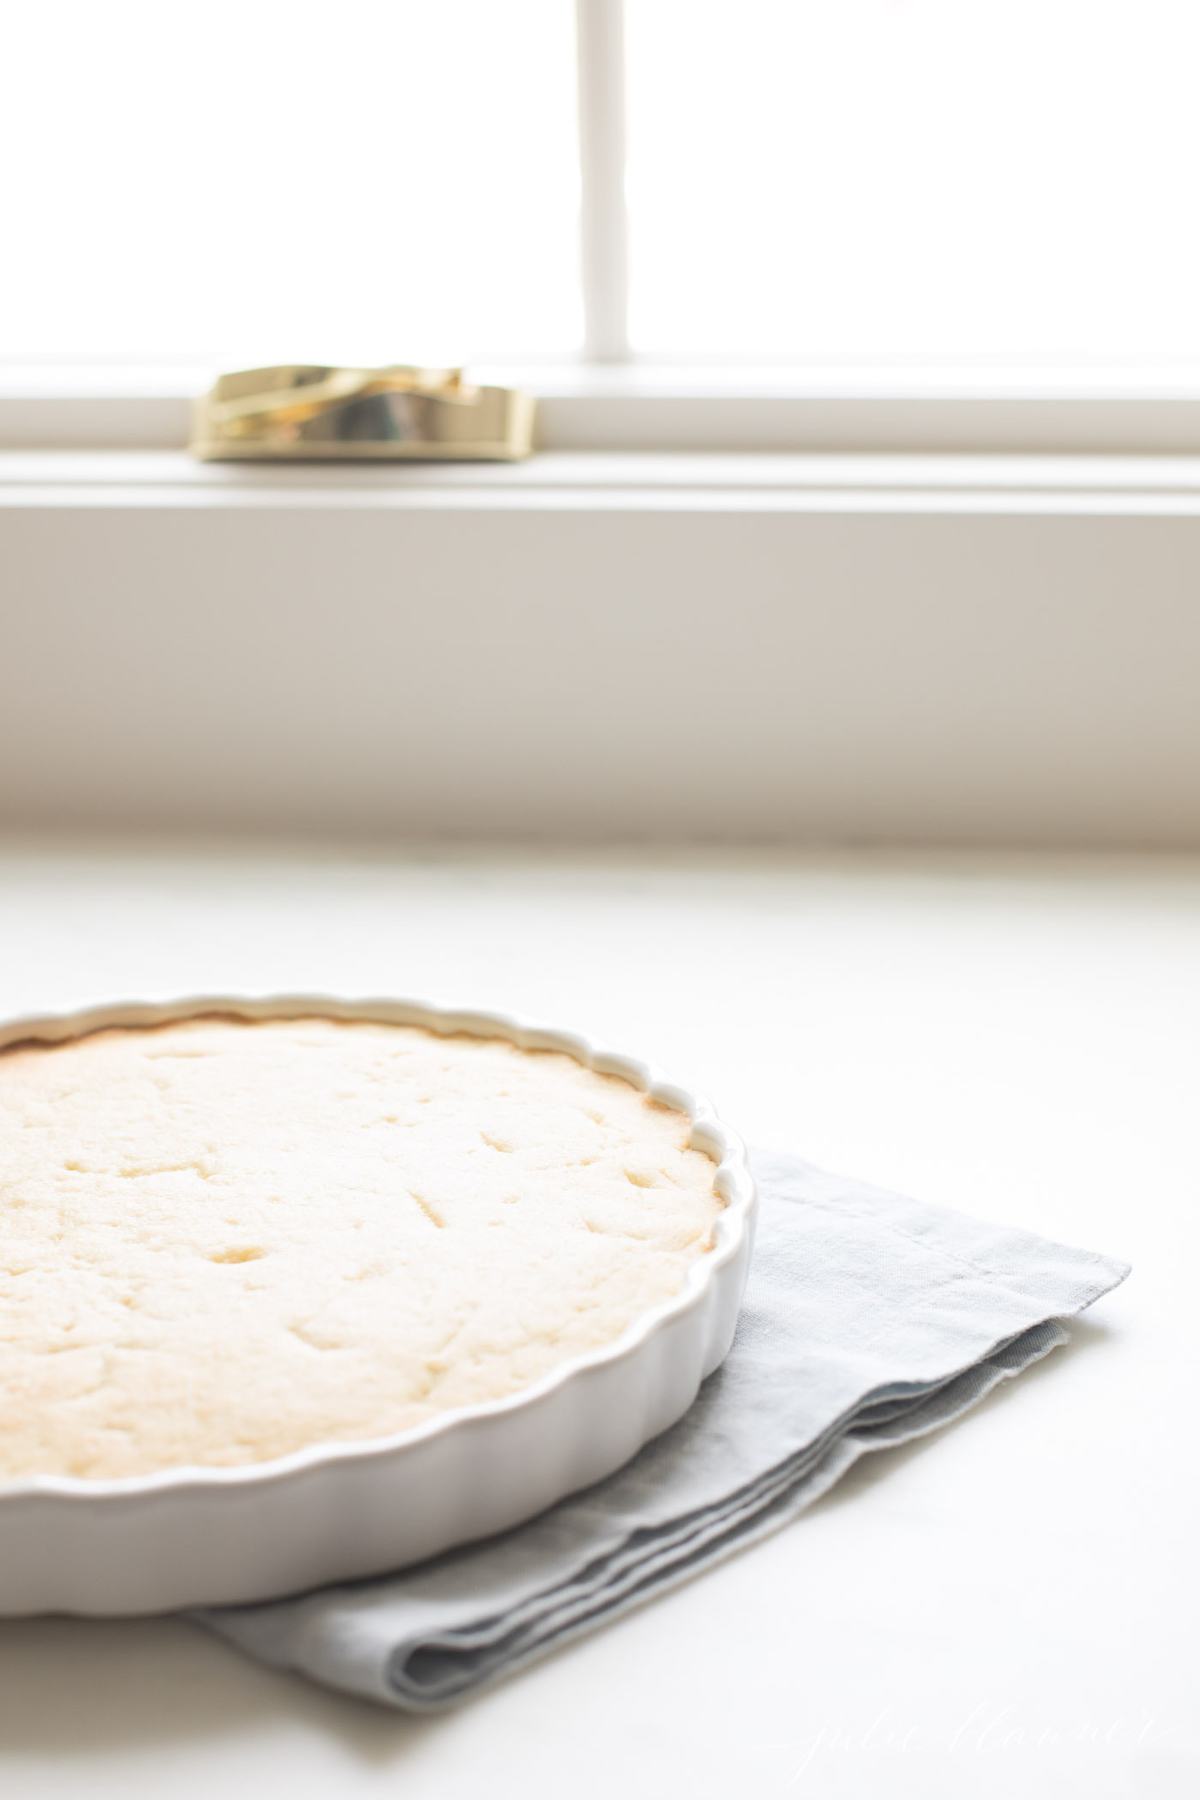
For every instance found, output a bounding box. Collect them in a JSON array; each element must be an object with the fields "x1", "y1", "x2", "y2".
[
  {"x1": 6, "y1": 0, "x2": 1200, "y2": 458},
  {"x1": 7, "y1": 17, "x2": 1200, "y2": 849}
]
